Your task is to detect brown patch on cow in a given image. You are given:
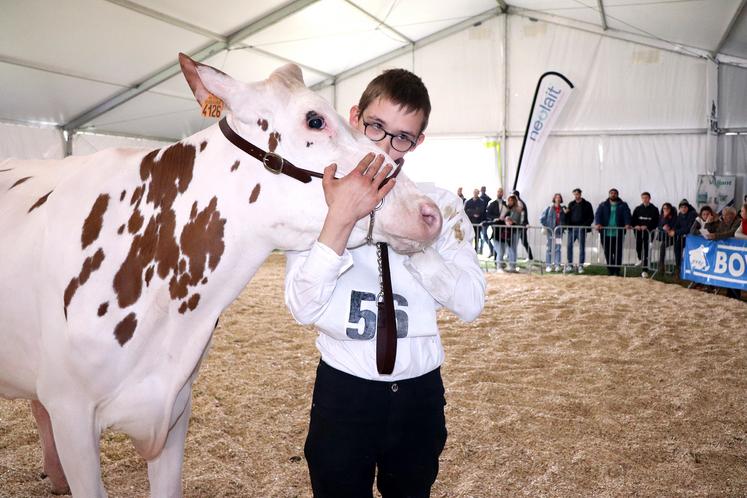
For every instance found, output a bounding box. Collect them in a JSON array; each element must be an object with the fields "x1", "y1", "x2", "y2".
[
  {"x1": 27, "y1": 190, "x2": 53, "y2": 213},
  {"x1": 200, "y1": 140, "x2": 207, "y2": 152},
  {"x1": 139, "y1": 144, "x2": 195, "y2": 209},
  {"x1": 63, "y1": 278, "x2": 79, "y2": 316},
  {"x1": 179, "y1": 259, "x2": 186, "y2": 273},
  {"x1": 130, "y1": 186, "x2": 144, "y2": 206},
  {"x1": 230, "y1": 160, "x2": 240, "y2": 172},
  {"x1": 81, "y1": 194, "x2": 109, "y2": 249},
  {"x1": 169, "y1": 273, "x2": 190, "y2": 300},
  {"x1": 178, "y1": 302, "x2": 188, "y2": 314},
  {"x1": 249, "y1": 183, "x2": 261, "y2": 203},
  {"x1": 257, "y1": 118, "x2": 268, "y2": 131},
  {"x1": 201, "y1": 277, "x2": 207, "y2": 284},
  {"x1": 453, "y1": 223, "x2": 464, "y2": 242},
  {"x1": 128, "y1": 209, "x2": 144, "y2": 234},
  {"x1": 114, "y1": 313, "x2": 137, "y2": 346},
  {"x1": 118, "y1": 225, "x2": 125, "y2": 235},
  {"x1": 120, "y1": 190, "x2": 126, "y2": 201},
  {"x1": 268, "y1": 132, "x2": 281, "y2": 152},
  {"x1": 79, "y1": 248, "x2": 105, "y2": 285},
  {"x1": 306, "y1": 141, "x2": 313, "y2": 148},
  {"x1": 190, "y1": 201, "x2": 198, "y2": 220},
  {"x1": 9, "y1": 176, "x2": 32, "y2": 190},
  {"x1": 98, "y1": 302, "x2": 109, "y2": 317},
  {"x1": 144, "y1": 265, "x2": 154, "y2": 286},
  {"x1": 187, "y1": 293, "x2": 201, "y2": 311},
  {"x1": 179, "y1": 196, "x2": 225, "y2": 287}
]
